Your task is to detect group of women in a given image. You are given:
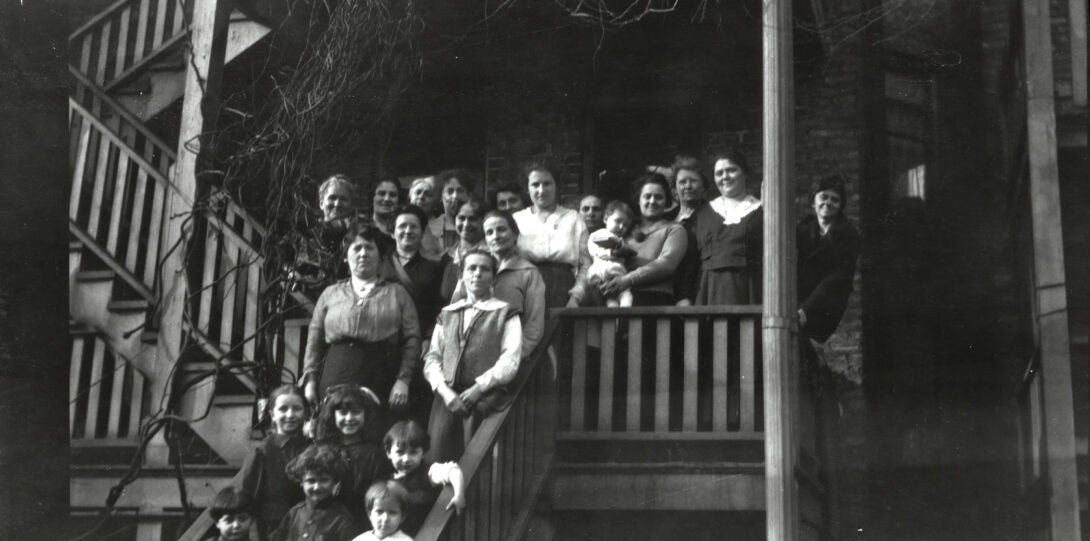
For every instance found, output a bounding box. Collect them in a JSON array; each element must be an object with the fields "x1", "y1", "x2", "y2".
[{"x1": 294, "y1": 151, "x2": 860, "y2": 439}]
